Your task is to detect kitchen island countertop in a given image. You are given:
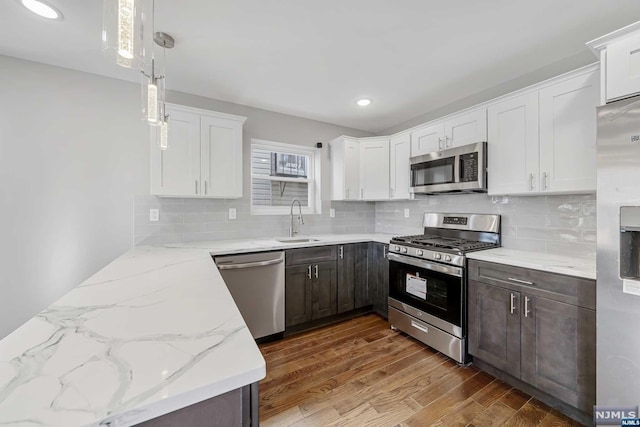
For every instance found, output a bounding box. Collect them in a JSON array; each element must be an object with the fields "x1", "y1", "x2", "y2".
[{"x1": 0, "y1": 233, "x2": 392, "y2": 427}]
